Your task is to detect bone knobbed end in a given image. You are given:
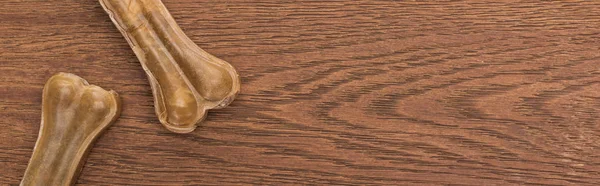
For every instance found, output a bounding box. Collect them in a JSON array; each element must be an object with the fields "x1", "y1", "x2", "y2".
[
  {"x1": 100, "y1": 0, "x2": 241, "y2": 133},
  {"x1": 20, "y1": 73, "x2": 121, "y2": 186}
]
